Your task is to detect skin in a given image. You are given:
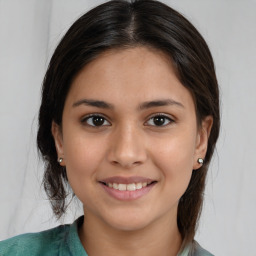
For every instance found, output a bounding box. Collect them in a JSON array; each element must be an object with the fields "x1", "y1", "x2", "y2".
[{"x1": 52, "y1": 47, "x2": 212, "y2": 256}]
